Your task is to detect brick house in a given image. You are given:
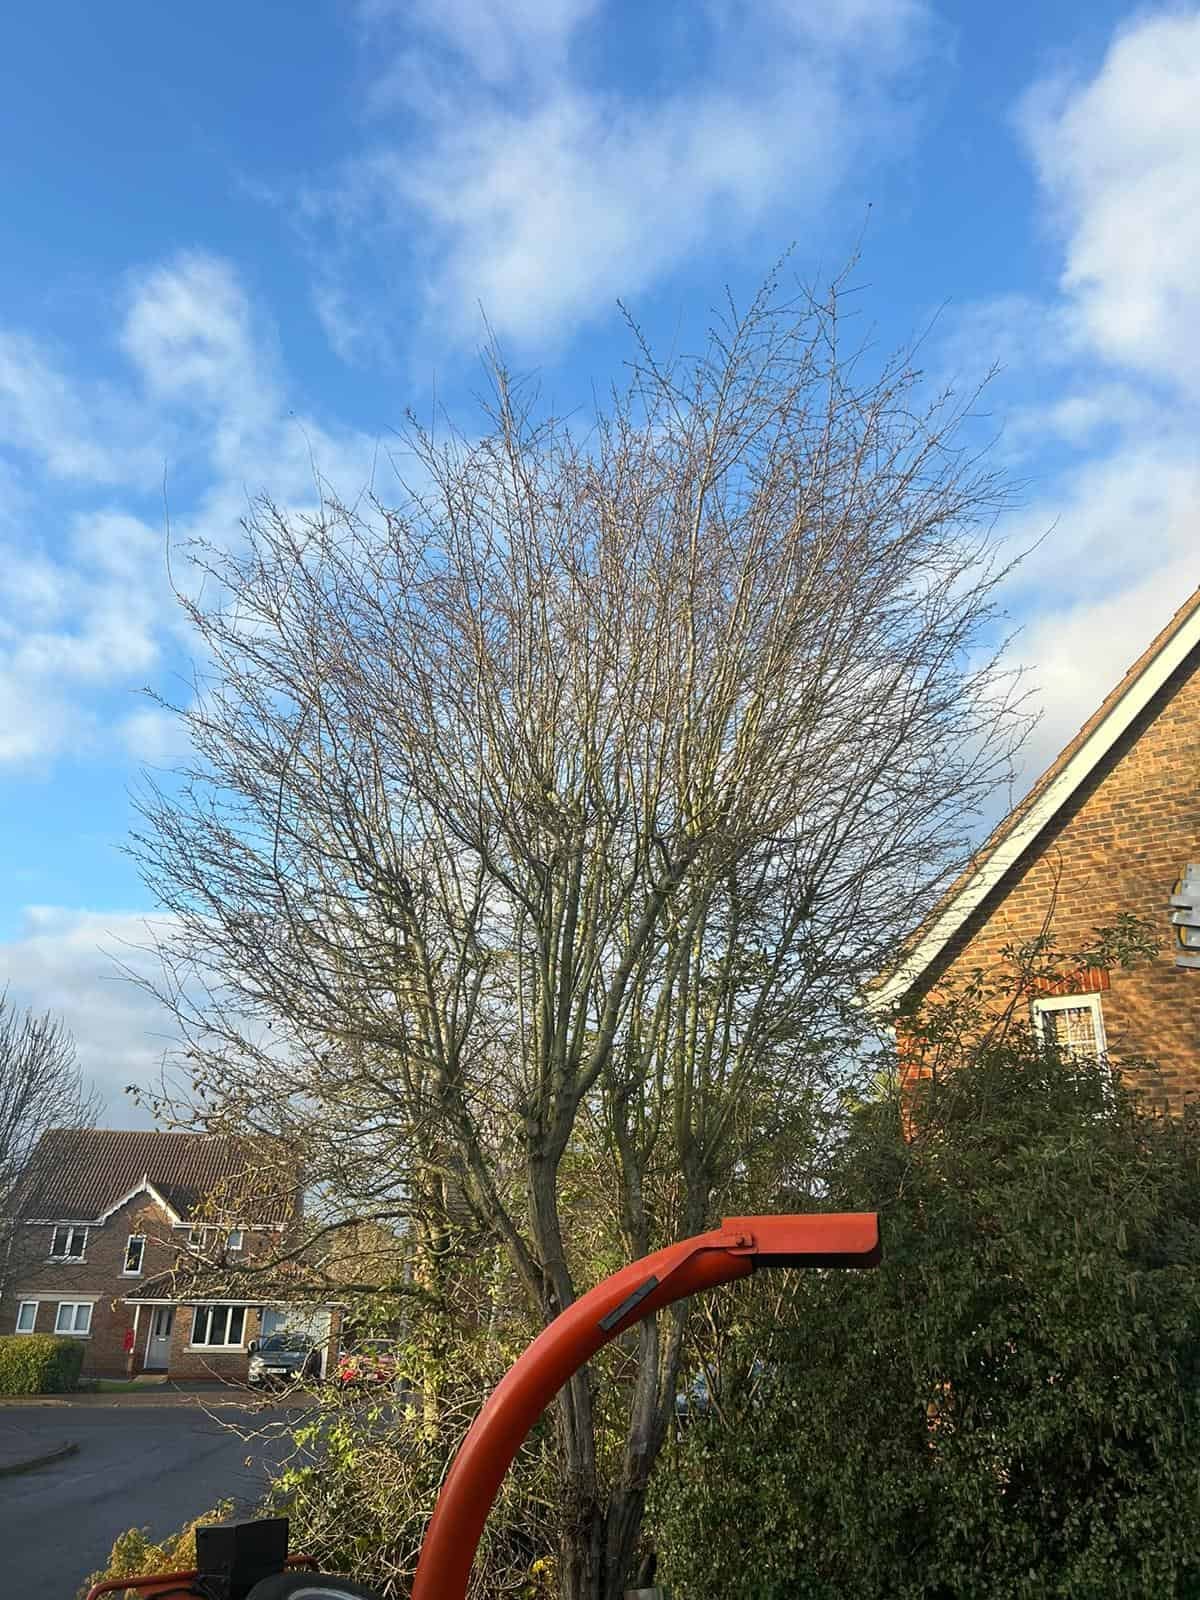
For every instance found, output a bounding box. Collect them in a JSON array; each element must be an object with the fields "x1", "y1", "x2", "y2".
[
  {"x1": 0, "y1": 1128, "x2": 342, "y2": 1381},
  {"x1": 874, "y1": 587, "x2": 1200, "y2": 1111}
]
